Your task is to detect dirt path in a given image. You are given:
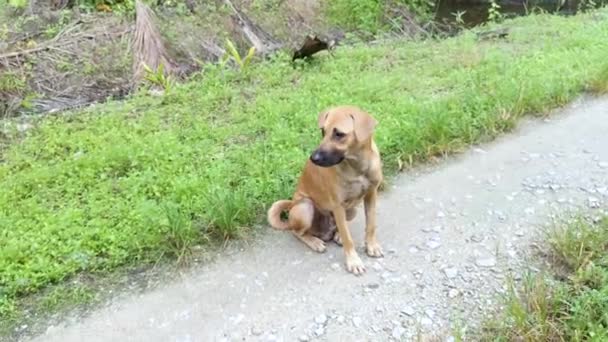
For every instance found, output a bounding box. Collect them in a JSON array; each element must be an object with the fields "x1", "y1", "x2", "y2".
[{"x1": 28, "y1": 97, "x2": 608, "y2": 342}]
